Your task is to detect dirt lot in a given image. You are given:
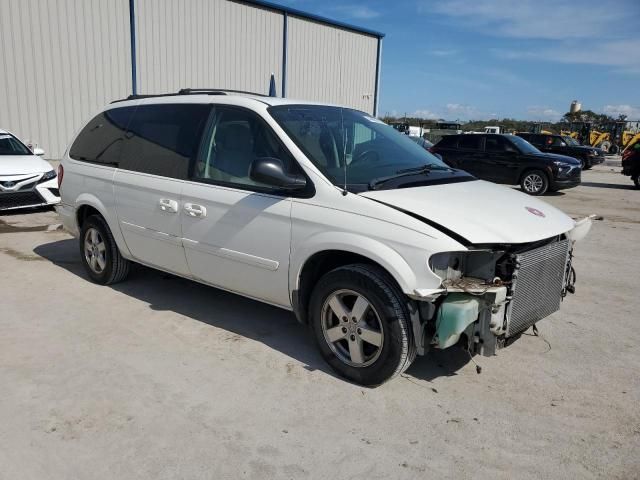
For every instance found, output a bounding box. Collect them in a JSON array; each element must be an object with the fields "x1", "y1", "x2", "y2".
[{"x1": 1, "y1": 165, "x2": 638, "y2": 479}]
